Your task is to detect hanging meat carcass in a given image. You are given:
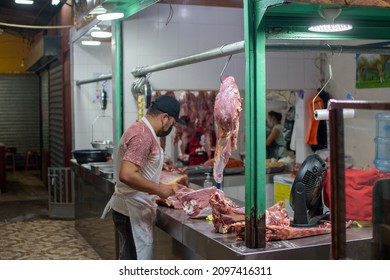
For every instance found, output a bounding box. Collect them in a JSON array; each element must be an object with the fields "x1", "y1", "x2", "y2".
[
  {"x1": 174, "y1": 91, "x2": 196, "y2": 159},
  {"x1": 200, "y1": 91, "x2": 217, "y2": 160},
  {"x1": 173, "y1": 91, "x2": 217, "y2": 163},
  {"x1": 213, "y1": 76, "x2": 242, "y2": 184}
]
